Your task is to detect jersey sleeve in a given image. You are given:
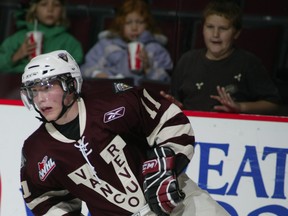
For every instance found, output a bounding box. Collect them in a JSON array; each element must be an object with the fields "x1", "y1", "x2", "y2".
[
  {"x1": 128, "y1": 87, "x2": 195, "y2": 173},
  {"x1": 20, "y1": 145, "x2": 83, "y2": 215}
]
